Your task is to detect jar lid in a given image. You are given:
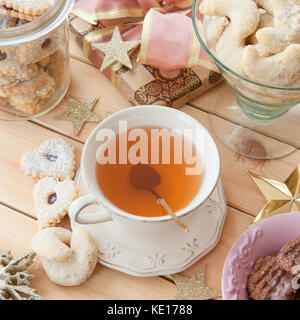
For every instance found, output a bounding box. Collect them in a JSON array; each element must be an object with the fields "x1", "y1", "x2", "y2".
[{"x1": 0, "y1": 0, "x2": 74, "y2": 47}]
